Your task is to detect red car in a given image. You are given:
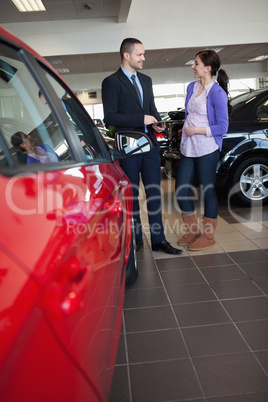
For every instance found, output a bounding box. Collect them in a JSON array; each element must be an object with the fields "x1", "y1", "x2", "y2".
[{"x1": 0, "y1": 27, "x2": 151, "y2": 401}]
